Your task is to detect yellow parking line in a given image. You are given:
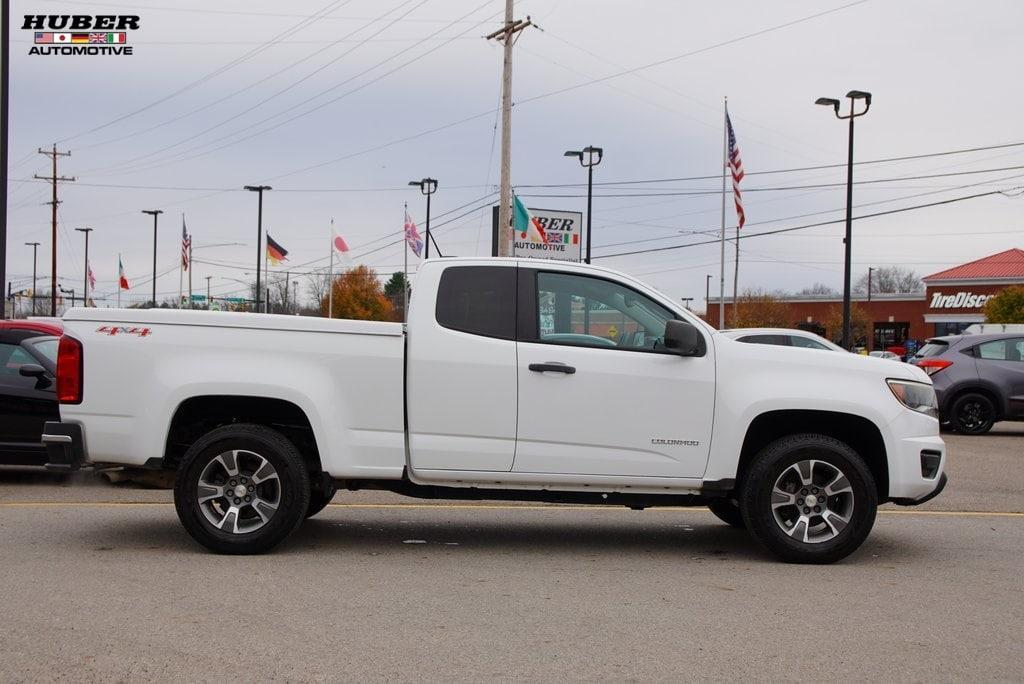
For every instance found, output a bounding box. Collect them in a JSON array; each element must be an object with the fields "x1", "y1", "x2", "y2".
[{"x1": 0, "y1": 501, "x2": 1021, "y2": 517}]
